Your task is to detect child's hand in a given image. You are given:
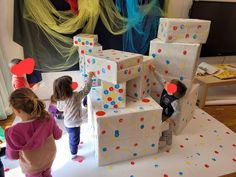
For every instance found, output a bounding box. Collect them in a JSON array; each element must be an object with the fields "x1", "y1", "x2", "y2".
[{"x1": 88, "y1": 72, "x2": 95, "y2": 78}]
